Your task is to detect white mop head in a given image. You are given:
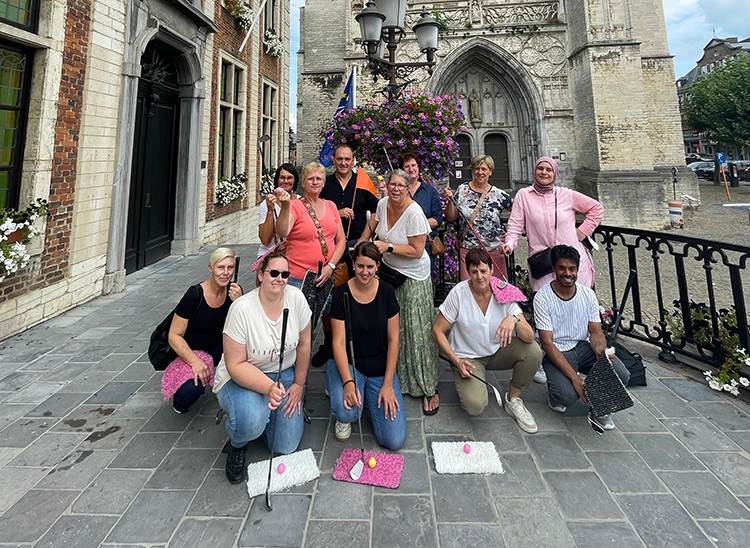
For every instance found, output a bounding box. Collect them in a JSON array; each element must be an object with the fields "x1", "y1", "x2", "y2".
[
  {"x1": 246, "y1": 448, "x2": 320, "y2": 498},
  {"x1": 431, "y1": 441, "x2": 504, "y2": 475}
]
